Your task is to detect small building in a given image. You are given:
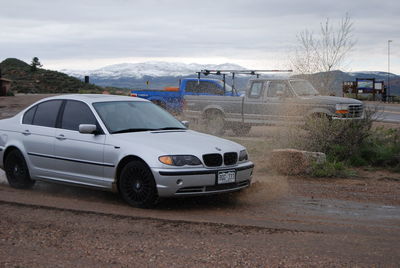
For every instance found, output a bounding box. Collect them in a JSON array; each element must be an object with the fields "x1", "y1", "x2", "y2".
[{"x1": 0, "y1": 78, "x2": 12, "y2": 96}]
